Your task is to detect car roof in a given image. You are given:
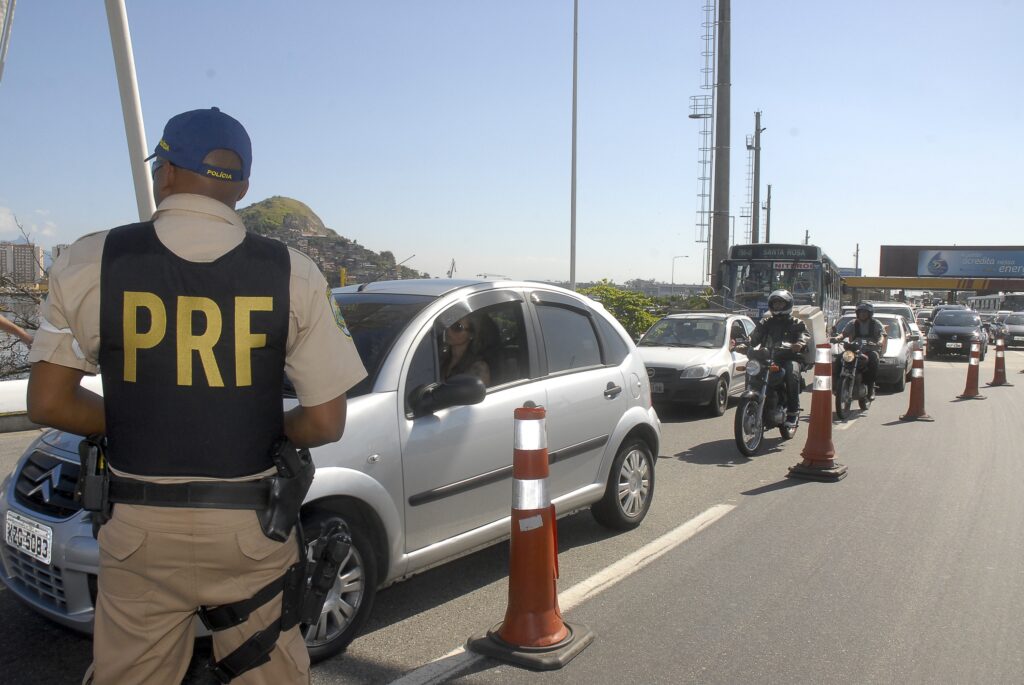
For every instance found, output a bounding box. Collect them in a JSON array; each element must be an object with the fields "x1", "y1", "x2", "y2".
[
  {"x1": 662, "y1": 312, "x2": 747, "y2": 320},
  {"x1": 333, "y1": 278, "x2": 581, "y2": 298}
]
